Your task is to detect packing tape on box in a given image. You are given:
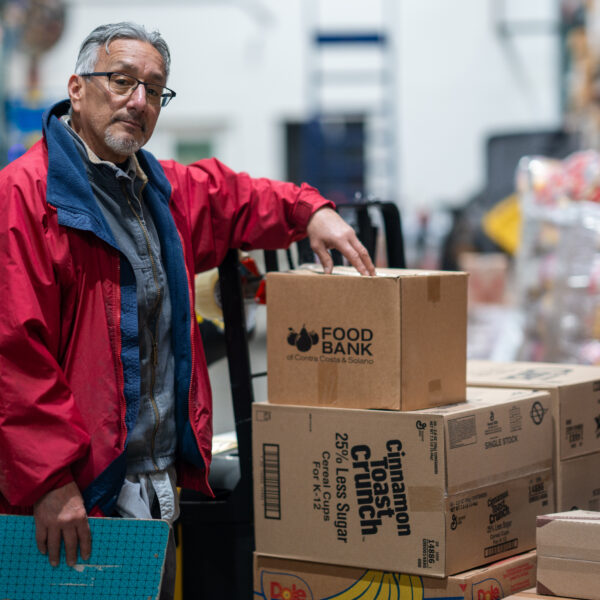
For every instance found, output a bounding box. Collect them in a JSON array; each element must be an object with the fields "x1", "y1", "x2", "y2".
[
  {"x1": 428, "y1": 277, "x2": 441, "y2": 302},
  {"x1": 428, "y1": 379, "x2": 441, "y2": 394},
  {"x1": 408, "y1": 486, "x2": 443, "y2": 512},
  {"x1": 318, "y1": 362, "x2": 339, "y2": 404}
]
